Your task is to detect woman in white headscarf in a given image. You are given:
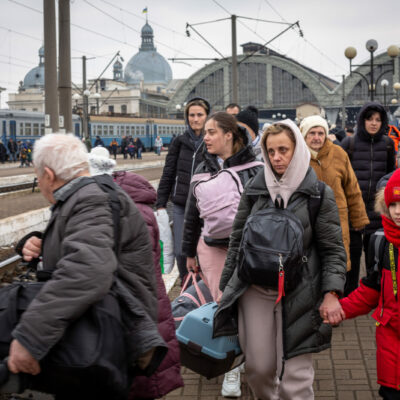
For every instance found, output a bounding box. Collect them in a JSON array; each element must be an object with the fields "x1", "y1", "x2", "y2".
[{"x1": 213, "y1": 120, "x2": 346, "y2": 399}]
